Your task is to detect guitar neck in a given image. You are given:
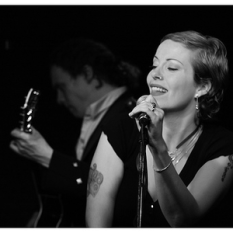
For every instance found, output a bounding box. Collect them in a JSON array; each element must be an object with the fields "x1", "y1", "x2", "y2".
[{"x1": 20, "y1": 88, "x2": 40, "y2": 133}]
